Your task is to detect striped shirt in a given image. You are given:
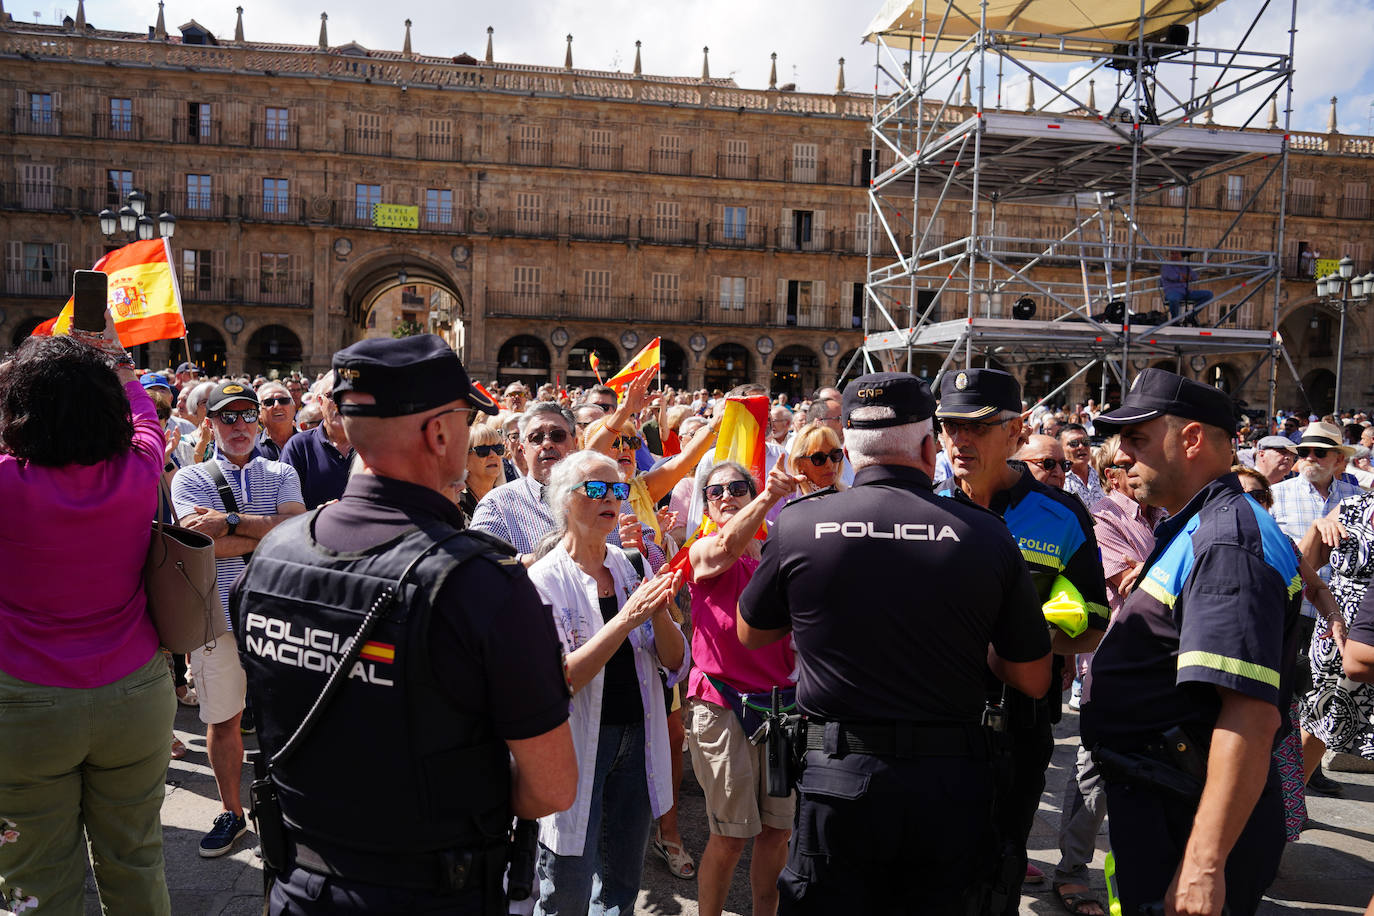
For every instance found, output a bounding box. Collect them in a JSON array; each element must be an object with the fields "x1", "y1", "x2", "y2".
[
  {"x1": 171, "y1": 454, "x2": 303, "y2": 629},
  {"x1": 1270, "y1": 474, "x2": 1362, "y2": 618}
]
